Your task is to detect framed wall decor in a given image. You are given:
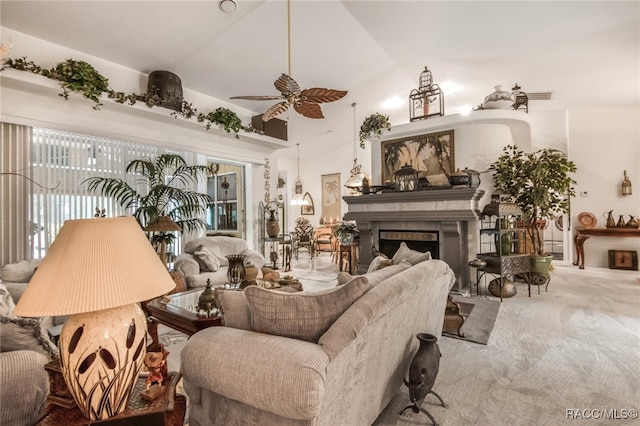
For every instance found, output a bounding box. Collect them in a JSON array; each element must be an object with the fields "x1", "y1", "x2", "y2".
[
  {"x1": 321, "y1": 173, "x2": 341, "y2": 221},
  {"x1": 381, "y1": 129, "x2": 455, "y2": 186},
  {"x1": 301, "y1": 192, "x2": 314, "y2": 215},
  {"x1": 608, "y1": 250, "x2": 638, "y2": 270}
]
